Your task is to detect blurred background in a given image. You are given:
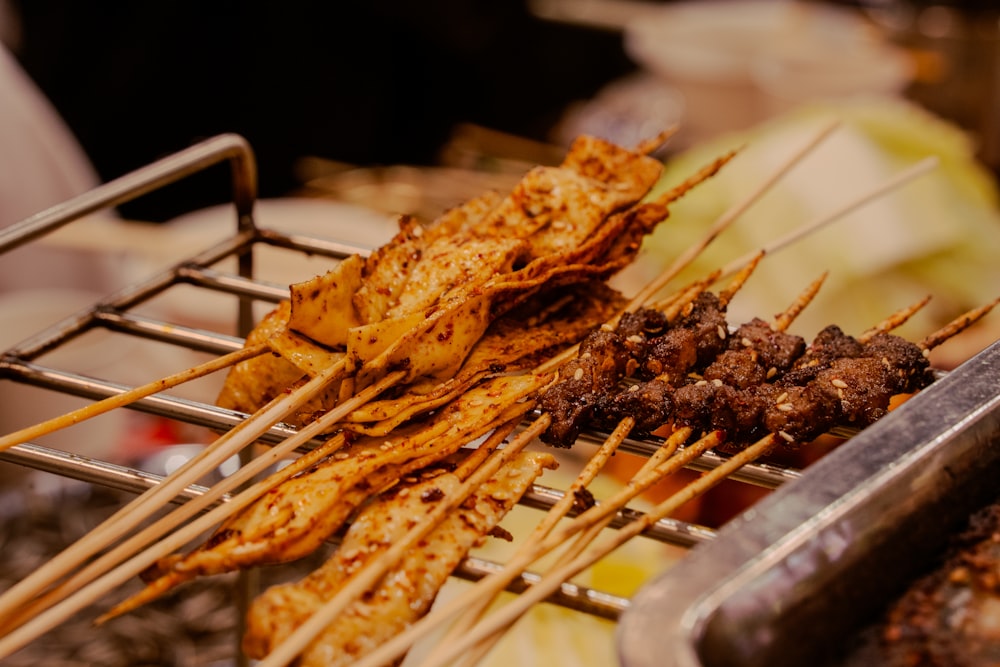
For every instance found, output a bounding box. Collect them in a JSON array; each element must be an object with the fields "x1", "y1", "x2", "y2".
[{"x1": 2, "y1": 0, "x2": 997, "y2": 219}]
